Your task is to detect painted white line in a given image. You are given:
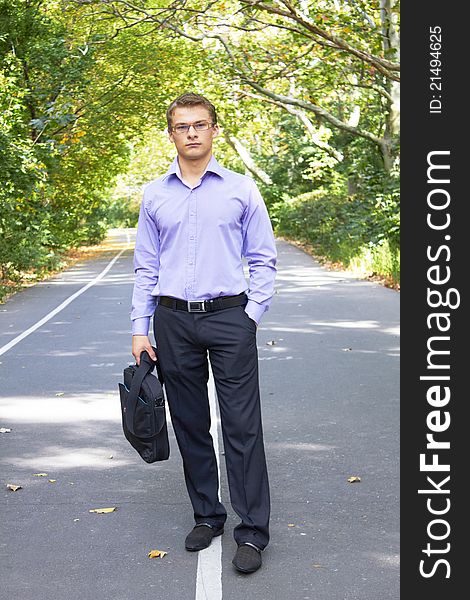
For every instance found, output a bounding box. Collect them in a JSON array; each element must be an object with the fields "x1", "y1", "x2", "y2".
[
  {"x1": 196, "y1": 536, "x2": 222, "y2": 600},
  {"x1": 195, "y1": 367, "x2": 223, "y2": 600},
  {"x1": 0, "y1": 235, "x2": 131, "y2": 357}
]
